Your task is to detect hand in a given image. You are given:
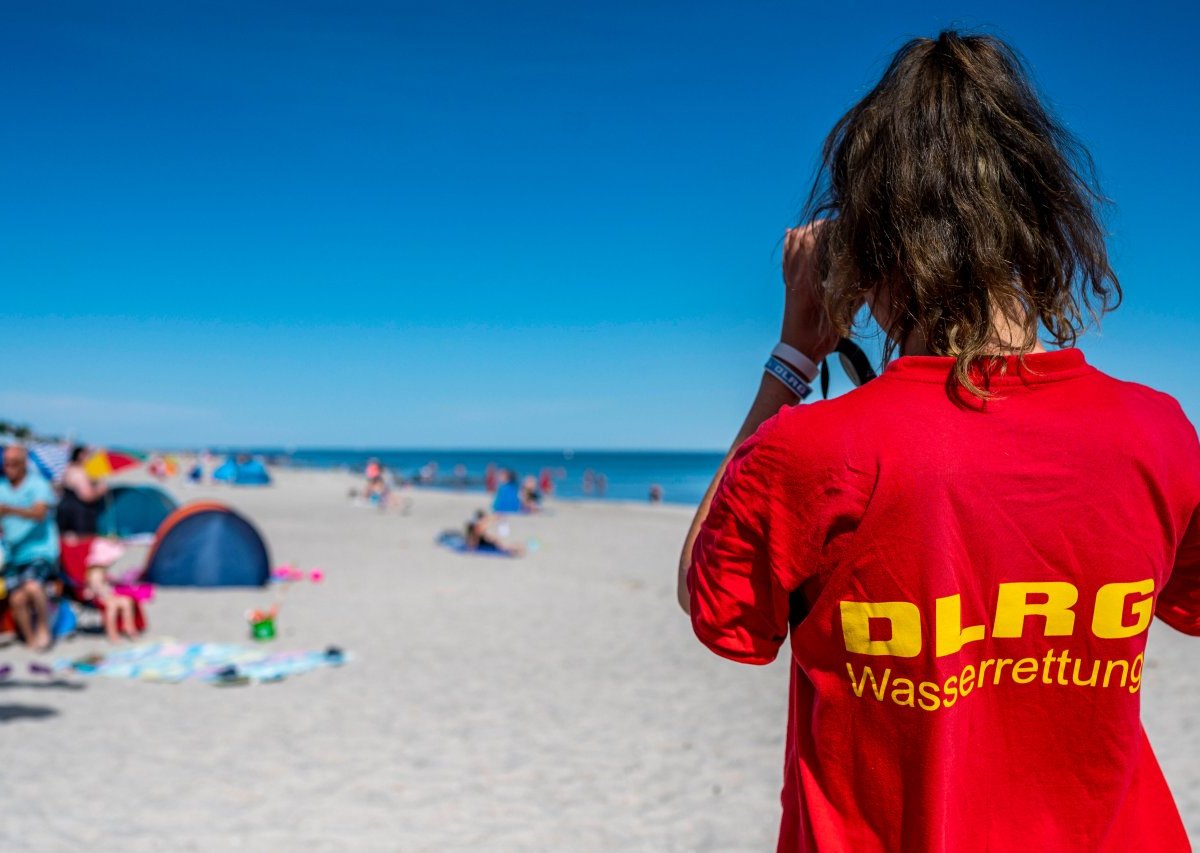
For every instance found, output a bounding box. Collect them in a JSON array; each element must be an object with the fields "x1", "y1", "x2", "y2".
[{"x1": 781, "y1": 223, "x2": 840, "y2": 363}]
